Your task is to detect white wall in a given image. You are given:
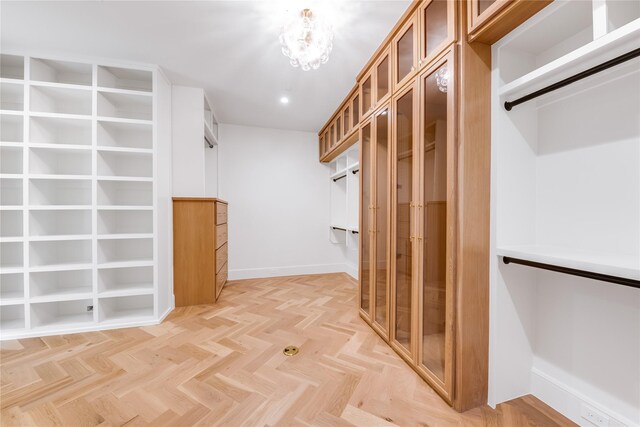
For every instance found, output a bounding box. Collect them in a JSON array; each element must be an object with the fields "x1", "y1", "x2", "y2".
[{"x1": 218, "y1": 123, "x2": 348, "y2": 280}]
